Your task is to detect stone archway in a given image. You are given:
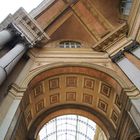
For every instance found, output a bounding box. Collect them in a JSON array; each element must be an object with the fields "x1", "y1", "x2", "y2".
[
  {"x1": 28, "y1": 104, "x2": 115, "y2": 140},
  {"x1": 20, "y1": 65, "x2": 127, "y2": 140}
]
